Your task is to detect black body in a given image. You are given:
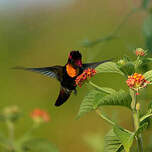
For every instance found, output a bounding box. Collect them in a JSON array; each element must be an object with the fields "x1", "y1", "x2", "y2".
[{"x1": 14, "y1": 51, "x2": 111, "y2": 106}]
